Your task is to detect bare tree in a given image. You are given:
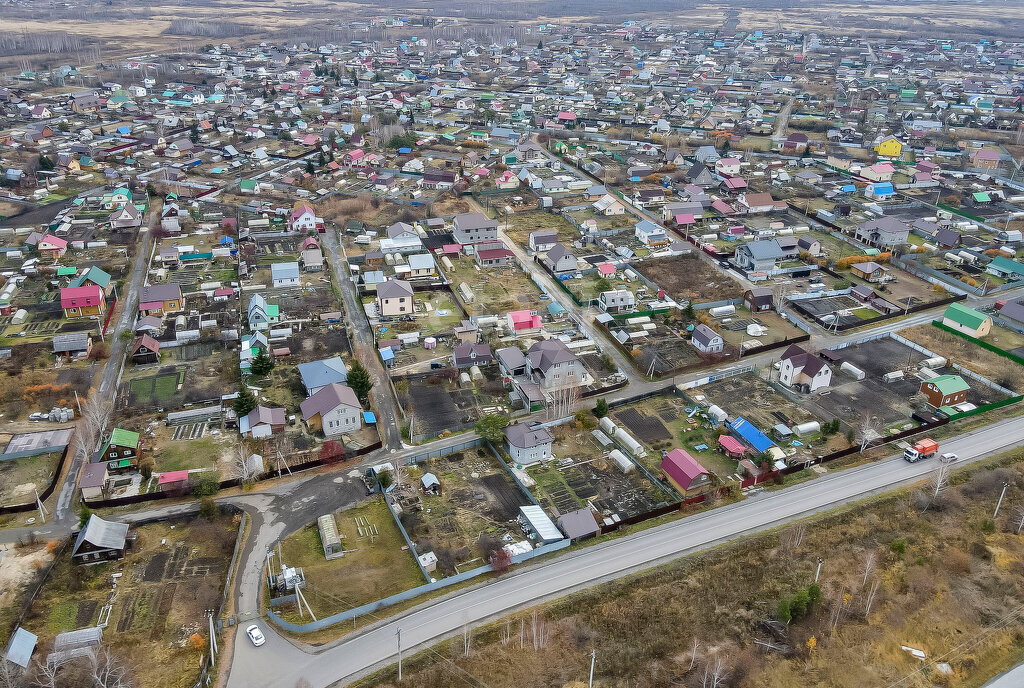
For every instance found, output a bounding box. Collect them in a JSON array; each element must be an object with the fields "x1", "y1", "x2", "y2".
[
  {"x1": 74, "y1": 395, "x2": 111, "y2": 460},
  {"x1": 91, "y1": 647, "x2": 133, "y2": 688},
  {"x1": 861, "y1": 551, "x2": 876, "y2": 587},
  {"x1": 232, "y1": 442, "x2": 262, "y2": 485},
  {"x1": 856, "y1": 412, "x2": 878, "y2": 452},
  {"x1": 0, "y1": 660, "x2": 24, "y2": 688},
  {"x1": 919, "y1": 461, "x2": 951, "y2": 513},
  {"x1": 689, "y1": 637, "x2": 700, "y2": 671},
  {"x1": 864, "y1": 579, "x2": 881, "y2": 616}
]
